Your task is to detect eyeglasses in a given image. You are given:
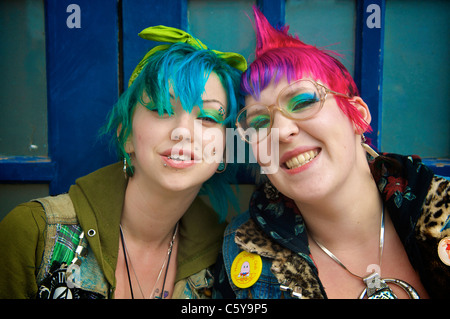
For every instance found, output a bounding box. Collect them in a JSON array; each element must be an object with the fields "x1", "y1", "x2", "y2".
[{"x1": 236, "y1": 79, "x2": 349, "y2": 144}]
